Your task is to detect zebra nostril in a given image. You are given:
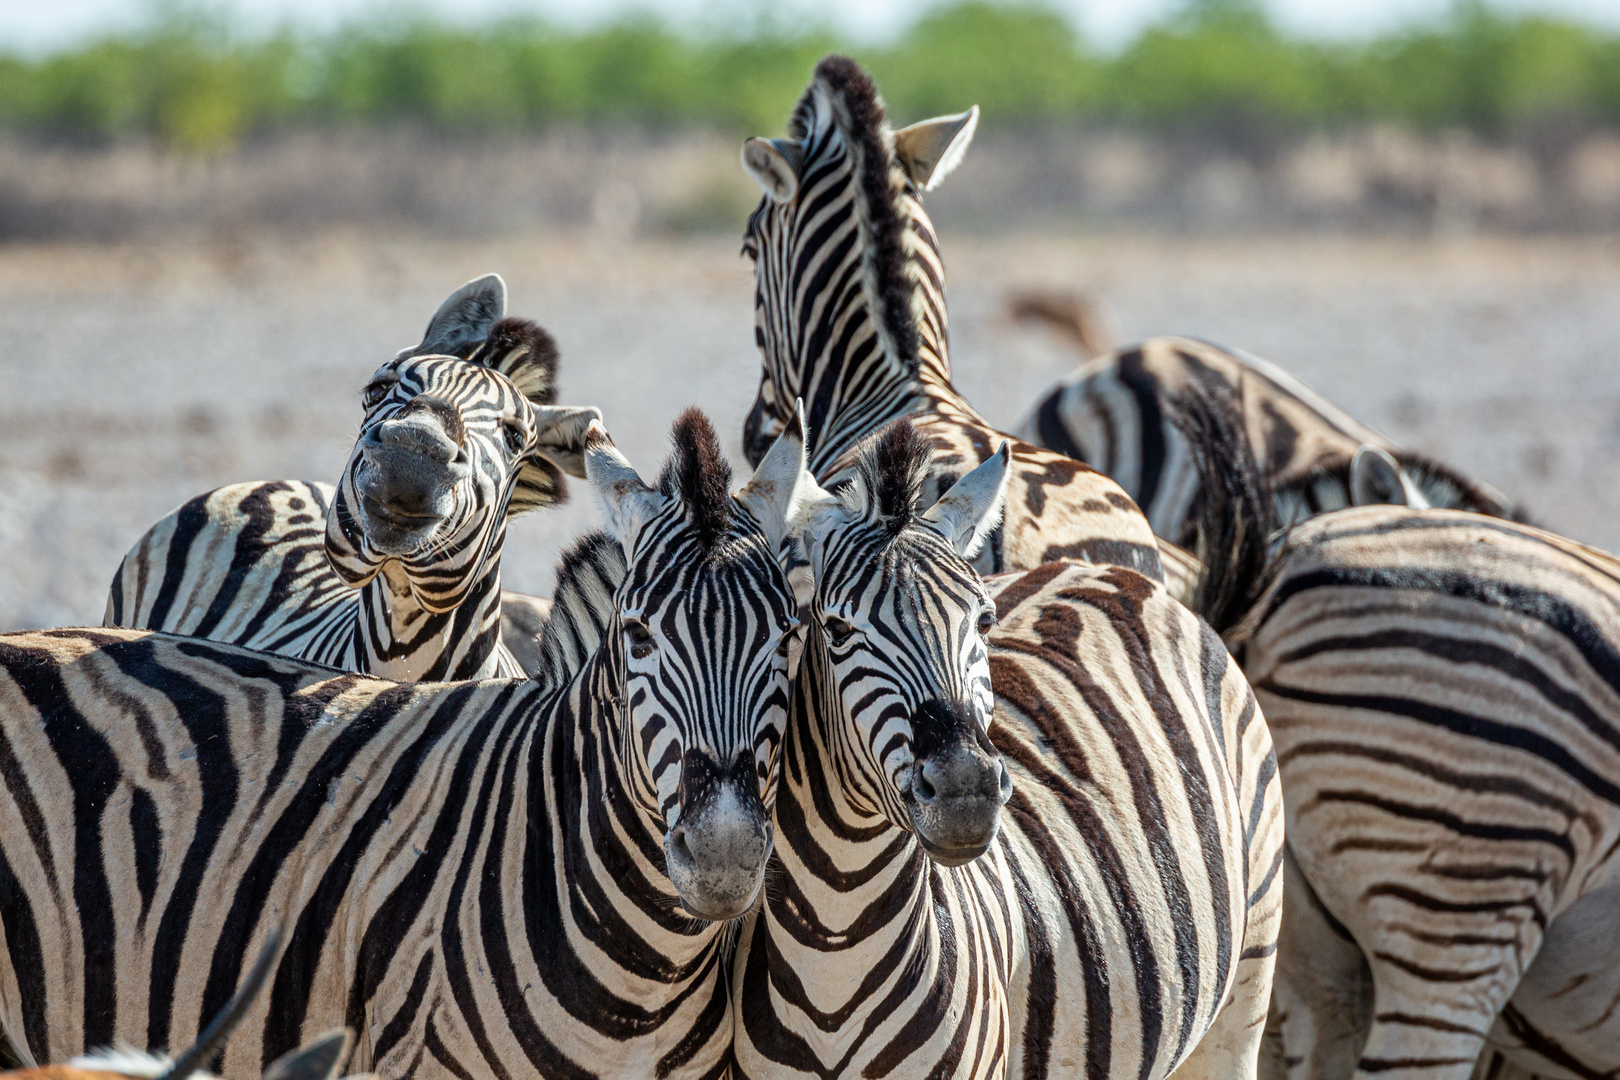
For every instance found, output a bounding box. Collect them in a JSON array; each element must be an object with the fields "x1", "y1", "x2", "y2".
[
  {"x1": 999, "y1": 762, "x2": 1013, "y2": 802},
  {"x1": 669, "y1": 826, "x2": 693, "y2": 864},
  {"x1": 914, "y1": 768, "x2": 937, "y2": 803}
]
